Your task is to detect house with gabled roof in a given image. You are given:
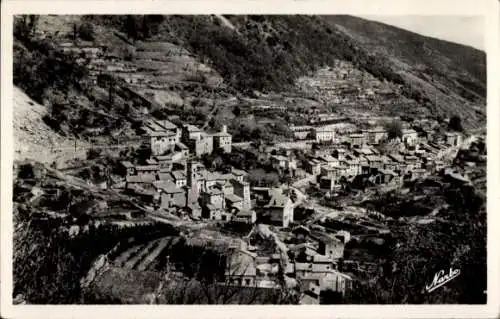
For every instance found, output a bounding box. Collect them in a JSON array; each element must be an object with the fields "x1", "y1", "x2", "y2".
[{"x1": 263, "y1": 189, "x2": 294, "y2": 228}]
